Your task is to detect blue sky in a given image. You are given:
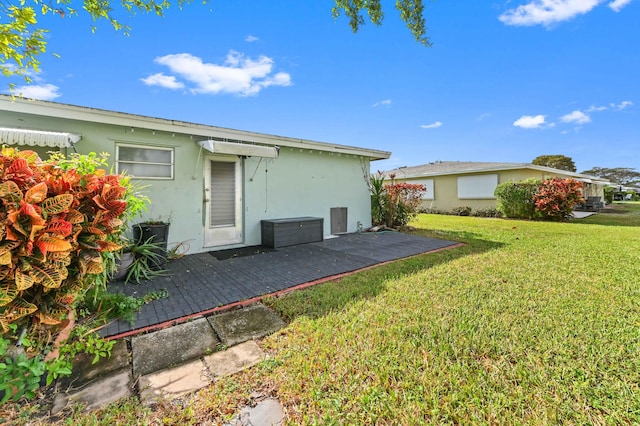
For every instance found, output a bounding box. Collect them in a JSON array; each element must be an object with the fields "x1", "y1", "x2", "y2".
[{"x1": 6, "y1": 1, "x2": 638, "y2": 173}]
